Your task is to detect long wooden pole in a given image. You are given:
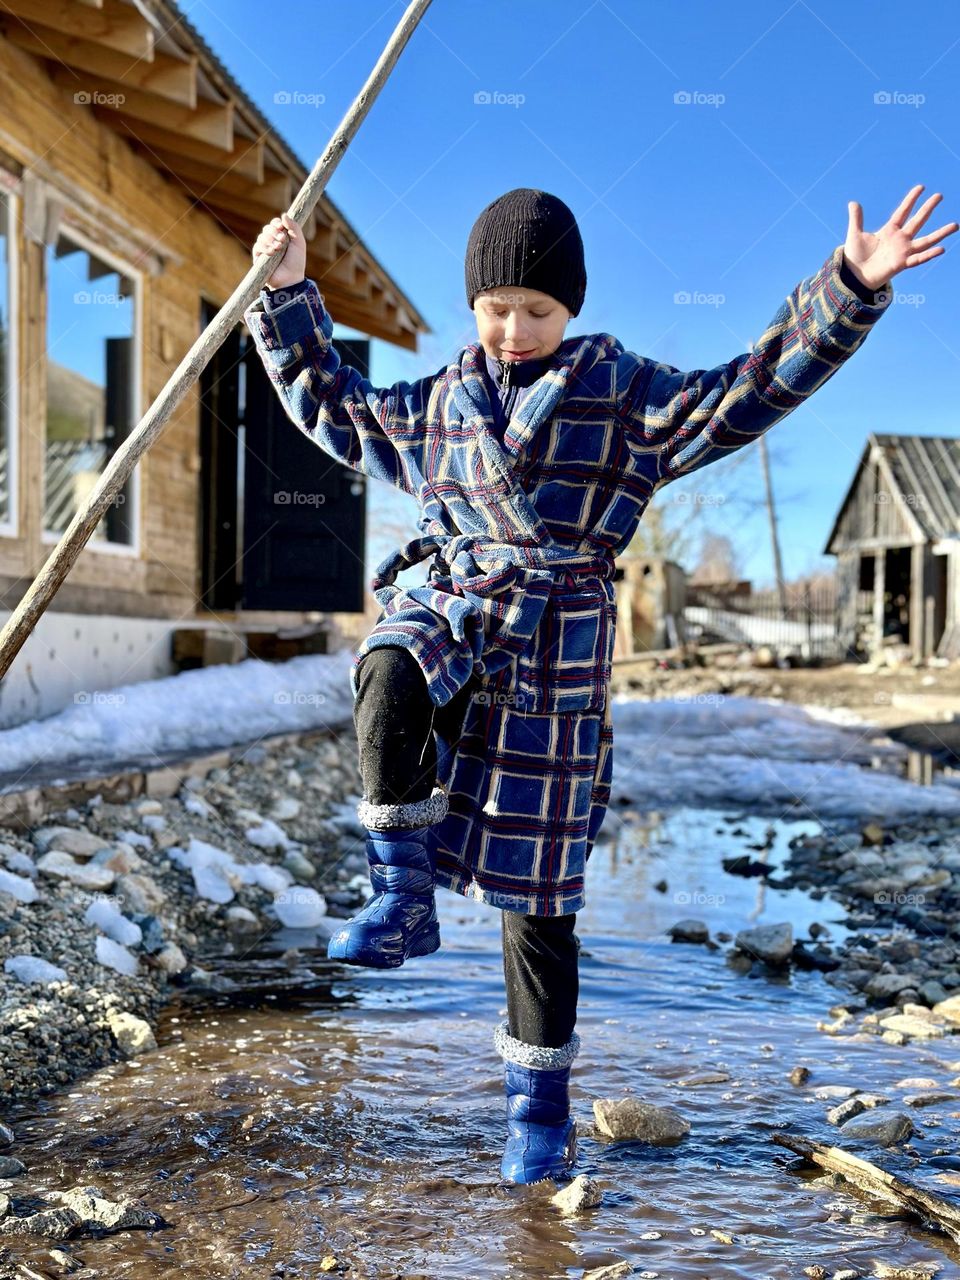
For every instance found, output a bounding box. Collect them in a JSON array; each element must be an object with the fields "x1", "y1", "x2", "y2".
[{"x1": 0, "y1": 0, "x2": 434, "y2": 680}]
